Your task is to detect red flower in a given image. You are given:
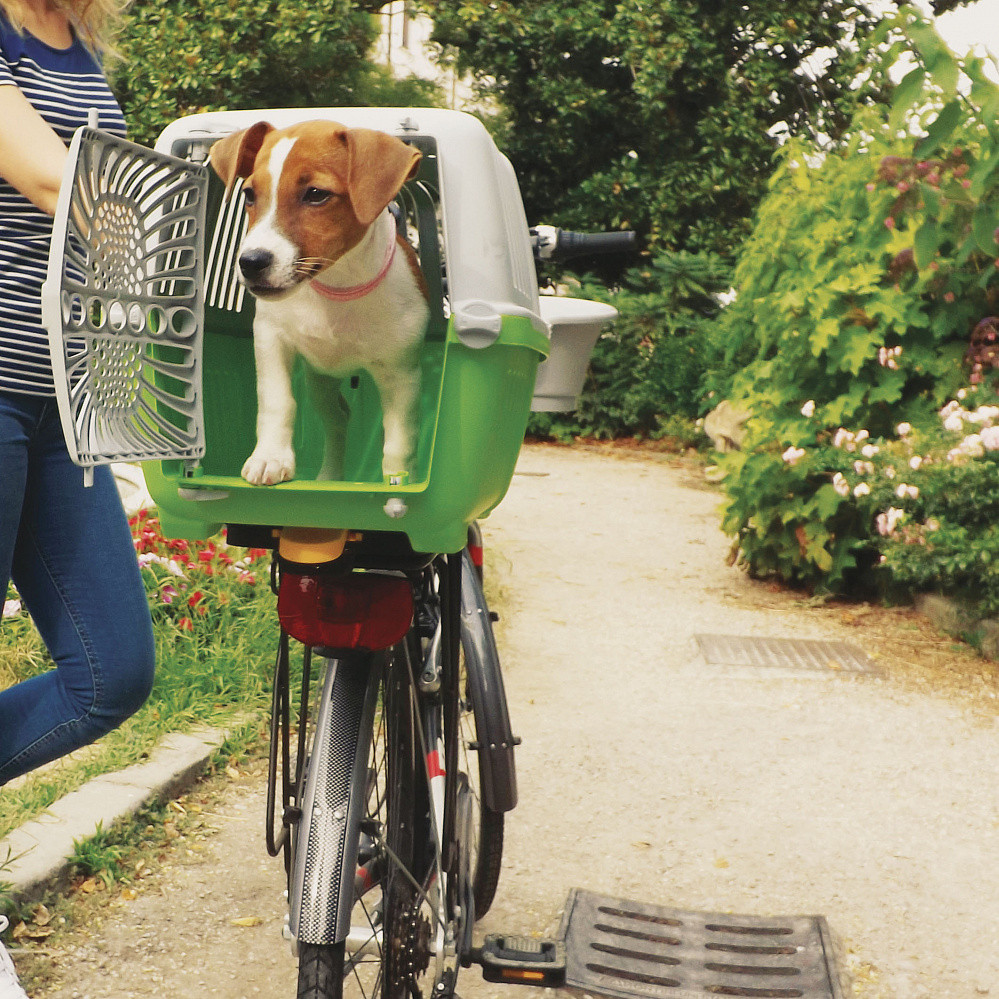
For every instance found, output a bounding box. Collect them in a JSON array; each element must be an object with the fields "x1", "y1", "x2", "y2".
[
  {"x1": 188, "y1": 591, "x2": 205, "y2": 608},
  {"x1": 177, "y1": 617, "x2": 193, "y2": 632}
]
